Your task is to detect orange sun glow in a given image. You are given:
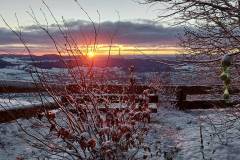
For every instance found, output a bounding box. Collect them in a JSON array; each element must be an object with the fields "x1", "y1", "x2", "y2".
[{"x1": 87, "y1": 51, "x2": 95, "y2": 58}]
